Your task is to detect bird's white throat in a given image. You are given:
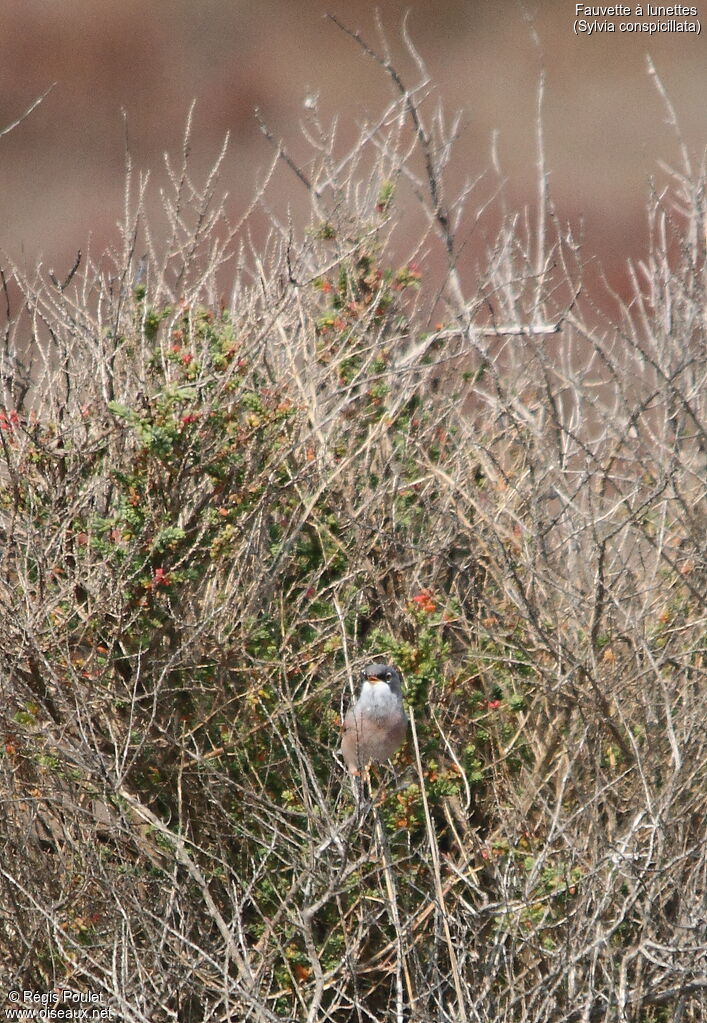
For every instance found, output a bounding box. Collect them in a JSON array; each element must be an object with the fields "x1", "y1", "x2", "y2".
[{"x1": 359, "y1": 680, "x2": 399, "y2": 711}]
